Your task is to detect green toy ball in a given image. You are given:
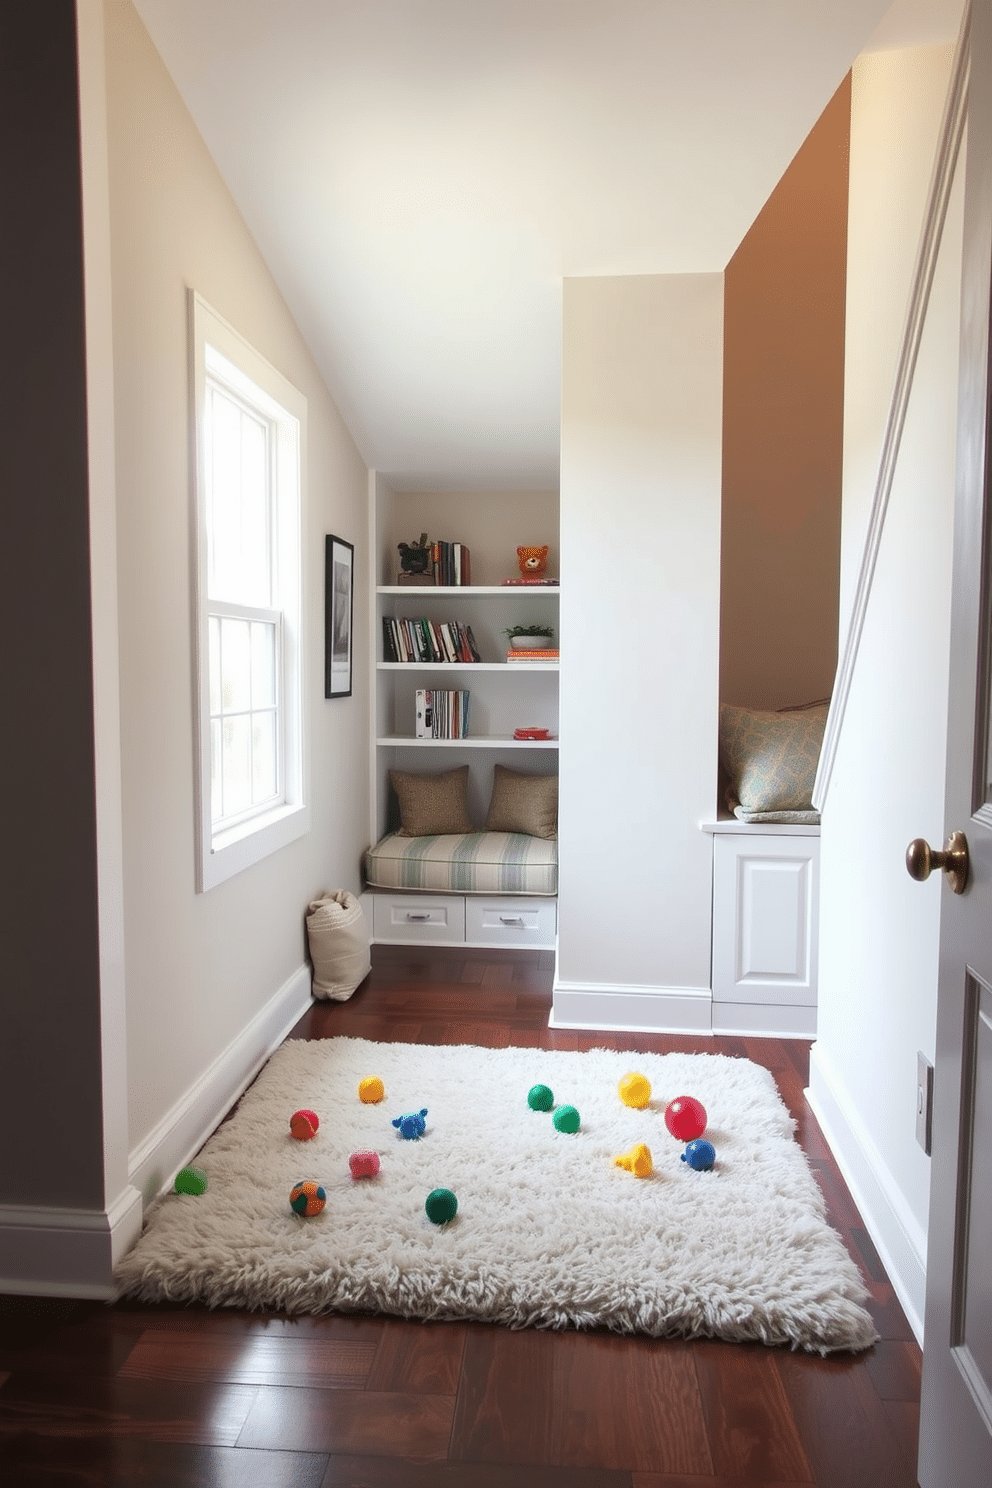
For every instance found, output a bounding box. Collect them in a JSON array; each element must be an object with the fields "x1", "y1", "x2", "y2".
[
  {"x1": 425, "y1": 1187, "x2": 458, "y2": 1225},
  {"x1": 174, "y1": 1165, "x2": 207, "y2": 1196},
  {"x1": 527, "y1": 1083, "x2": 554, "y2": 1111},
  {"x1": 552, "y1": 1104, "x2": 580, "y2": 1134}
]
